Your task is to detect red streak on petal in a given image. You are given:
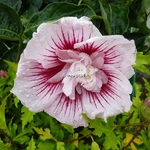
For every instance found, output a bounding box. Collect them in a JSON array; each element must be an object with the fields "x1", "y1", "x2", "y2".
[
  {"x1": 107, "y1": 84, "x2": 121, "y2": 99},
  {"x1": 53, "y1": 93, "x2": 83, "y2": 118},
  {"x1": 100, "y1": 90, "x2": 110, "y2": 104},
  {"x1": 85, "y1": 91, "x2": 104, "y2": 108},
  {"x1": 36, "y1": 83, "x2": 61, "y2": 100},
  {"x1": 57, "y1": 33, "x2": 66, "y2": 48},
  {"x1": 94, "y1": 94, "x2": 105, "y2": 108},
  {"x1": 60, "y1": 26, "x2": 74, "y2": 50},
  {"x1": 51, "y1": 37, "x2": 64, "y2": 49},
  {"x1": 80, "y1": 28, "x2": 84, "y2": 43},
  {"x1": 72, "y1": 26, "x2": 77, "y2": 43},
  {"x1": 23, "y1": 63, "x2": 65, "y2": 100},
  {"x1": 77, "y1": 42, "x2": 105, "y2": 55},
  {"x1": 91, "y1": 92, "x2": 102, "y2": 108}
]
